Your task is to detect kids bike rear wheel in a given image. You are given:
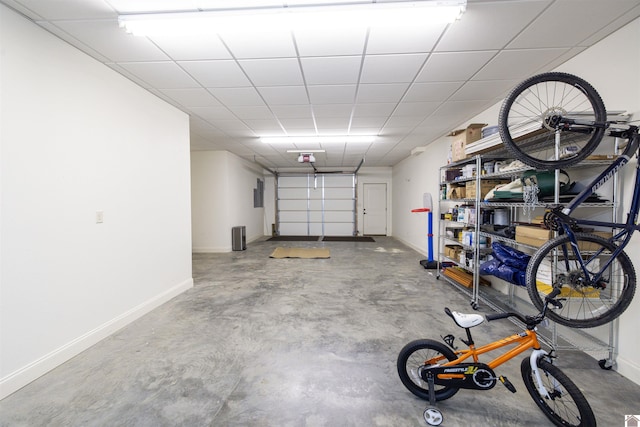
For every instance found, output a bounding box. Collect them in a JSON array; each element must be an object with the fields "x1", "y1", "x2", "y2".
[
  {"x1": 526, "y1": 232, "x2": 636, "y2": 328},
  {"x1": 499, "y1": 72, "x2": 606, "y2": 170},
  {"x1": 397, "y1": 339, "x2": 459, "y2": 401},
  {"x1": 521, "y1": 357, "x2": 596, "y2": 427}
]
